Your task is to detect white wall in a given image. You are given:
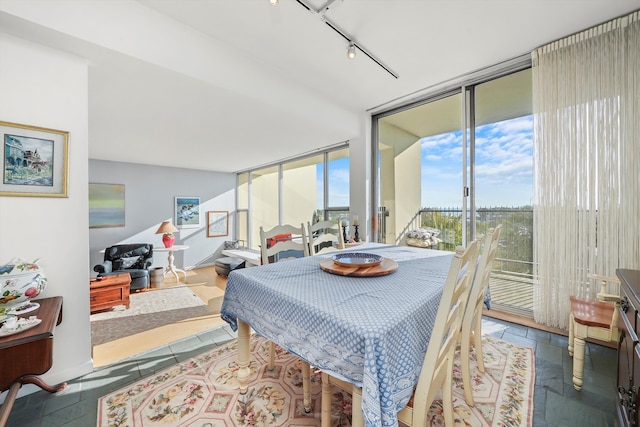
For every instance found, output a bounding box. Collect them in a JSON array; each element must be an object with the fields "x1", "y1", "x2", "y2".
[
  {"x1": 0, "y1": 34, "x2": 93, "y2": 394},
  {"x1": 89, "y1": 160, "x2": 236, "y2": 273}
]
